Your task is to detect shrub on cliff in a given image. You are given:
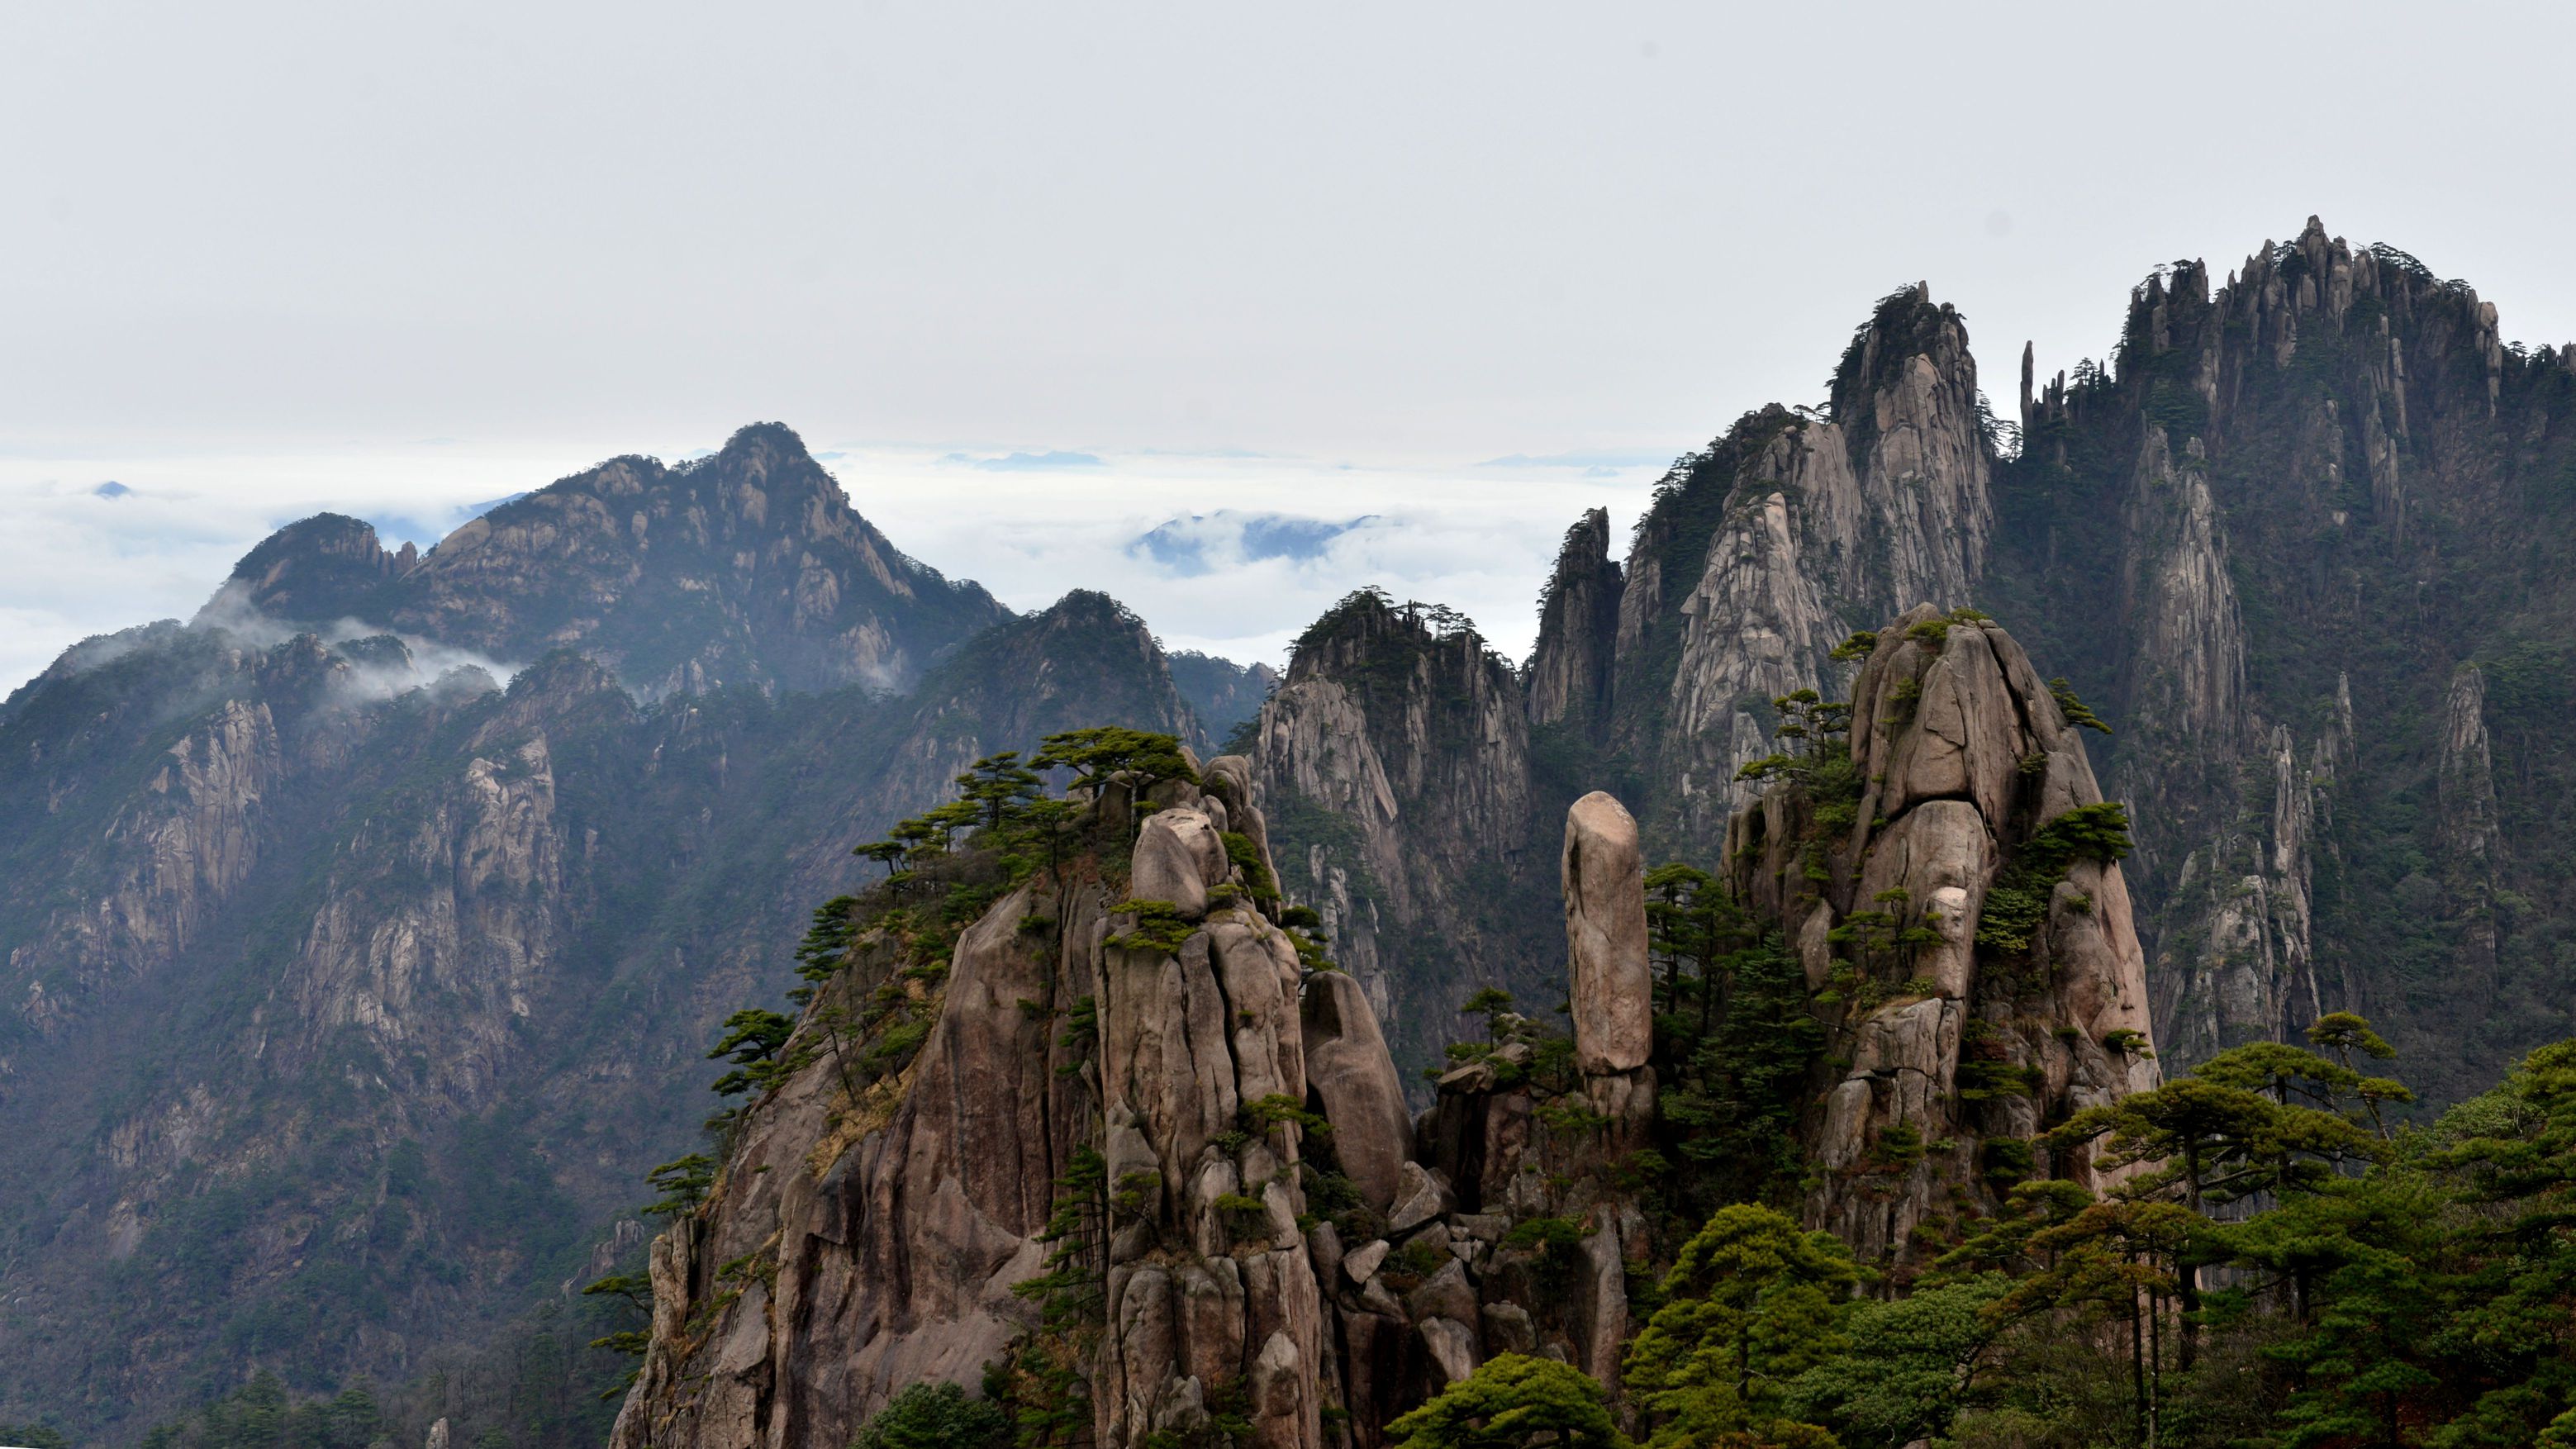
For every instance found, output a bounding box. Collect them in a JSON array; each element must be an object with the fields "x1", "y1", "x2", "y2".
[{"x1": 850, "y1": 1381, "x2": 1010, "y2": 1449}]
